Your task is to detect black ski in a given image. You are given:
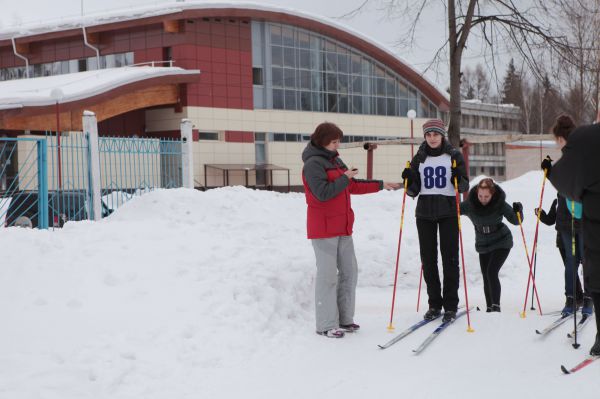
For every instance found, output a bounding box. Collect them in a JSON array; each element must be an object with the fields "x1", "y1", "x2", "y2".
[
  {"x1": 412, "y1": 308, "x2": 471, "y2": 355},
  {"x1": 378, "y1": 314, "x2": 441, "y2": 350},
  {"x1": 536, "y1": 313, "x2": 573, "y2": 335}
]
